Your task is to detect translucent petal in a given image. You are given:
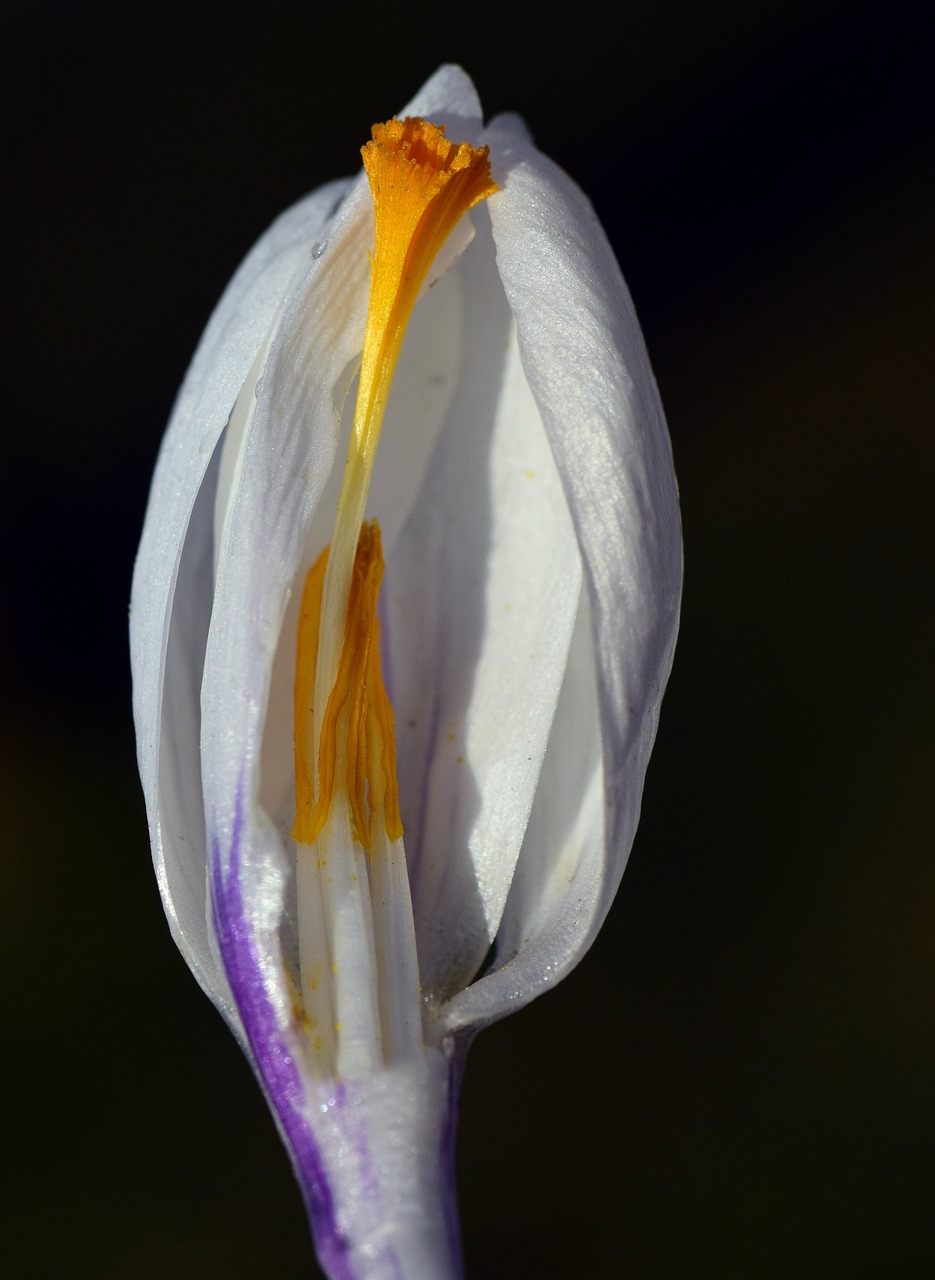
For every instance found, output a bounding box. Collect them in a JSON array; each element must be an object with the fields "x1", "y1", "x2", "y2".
[
  {"x1": 384, "y1": 214, "x2": 581, "y2": 1004},
  {"x1": 438, "y1": 113, "x2": 682, "y2": 1032},
  {"x1": 131, "y1": 179, "x2": 351, "y2": 1023}
]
